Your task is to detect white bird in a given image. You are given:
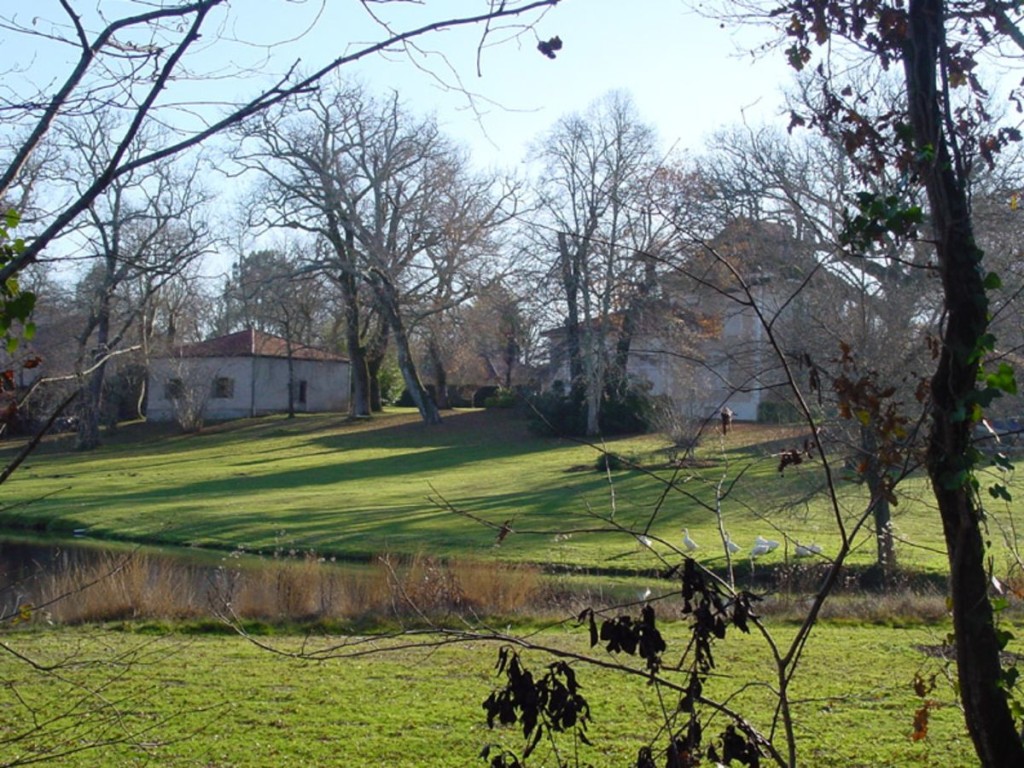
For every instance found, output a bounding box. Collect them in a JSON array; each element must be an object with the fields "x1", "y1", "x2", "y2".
[
  {"x1": 640, "y1": 587, "x2": 652, "y2": 601},
  {"x1": 750, "y1": 541, "x2": 772, "y2": 559},
  {"x1": 683, "y1": 528, "x2": 699, "y2": 552},
  {"x1": 754, "y1": 535, "x2": 780, "y2": 552},
  {"x1": 636, "y1": 534, "x2": 654, "y2": 550},
  {"x1": 725, "y1": 536, "x2": 742, "y2": 554},
  {"x1": 795, "y1": 542, "x2": 823, "y2": 557}
]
